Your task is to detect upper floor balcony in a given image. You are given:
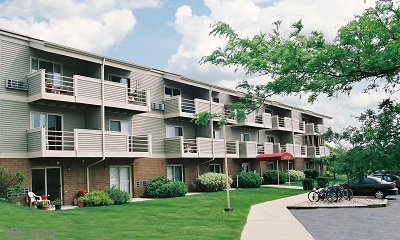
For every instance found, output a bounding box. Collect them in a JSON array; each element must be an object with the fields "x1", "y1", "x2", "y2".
[
  {"x1": 27, "y1": 70, "x2": 150, "y2": 113},
  {"x1": 164, "y1": 136, "x2": 239, "y2": 158},
  {"x1": 269, "y1": 116, "x2": 305, "y2": 133},
  {"x1": 238, "y1": 141, "x2": 259, "y2": 158},
  {"x1": 273, "y1": 143, "x2": 307, "y2": 158},
  {"x1": 27, "y1": 127, "x2": 152, "y2": 158},
  {"x1": 163, "y1": 96, "x2": 224, "y2": 120},
  {"x1": 236, "y1": 112, "x2": 272, "y2": 129},
  {"x1": 307, "y1": 146, "x2": 330, "y2": 158},
  {"x1": 256, "y1": 142, "x2": 274, "y2": 154},
  {"x1": 305, "y1": 123, "x2": 328, "y2": 135}
]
